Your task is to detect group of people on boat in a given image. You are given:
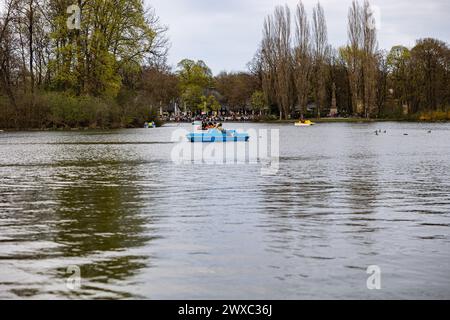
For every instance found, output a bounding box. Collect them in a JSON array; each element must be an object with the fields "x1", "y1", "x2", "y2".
[
  {"x1": 144, "y1": 121, "x2": 156, "y2": 129},
  {"x1": 202, "y1": 121, "x2": 224, "y2": 132}
]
